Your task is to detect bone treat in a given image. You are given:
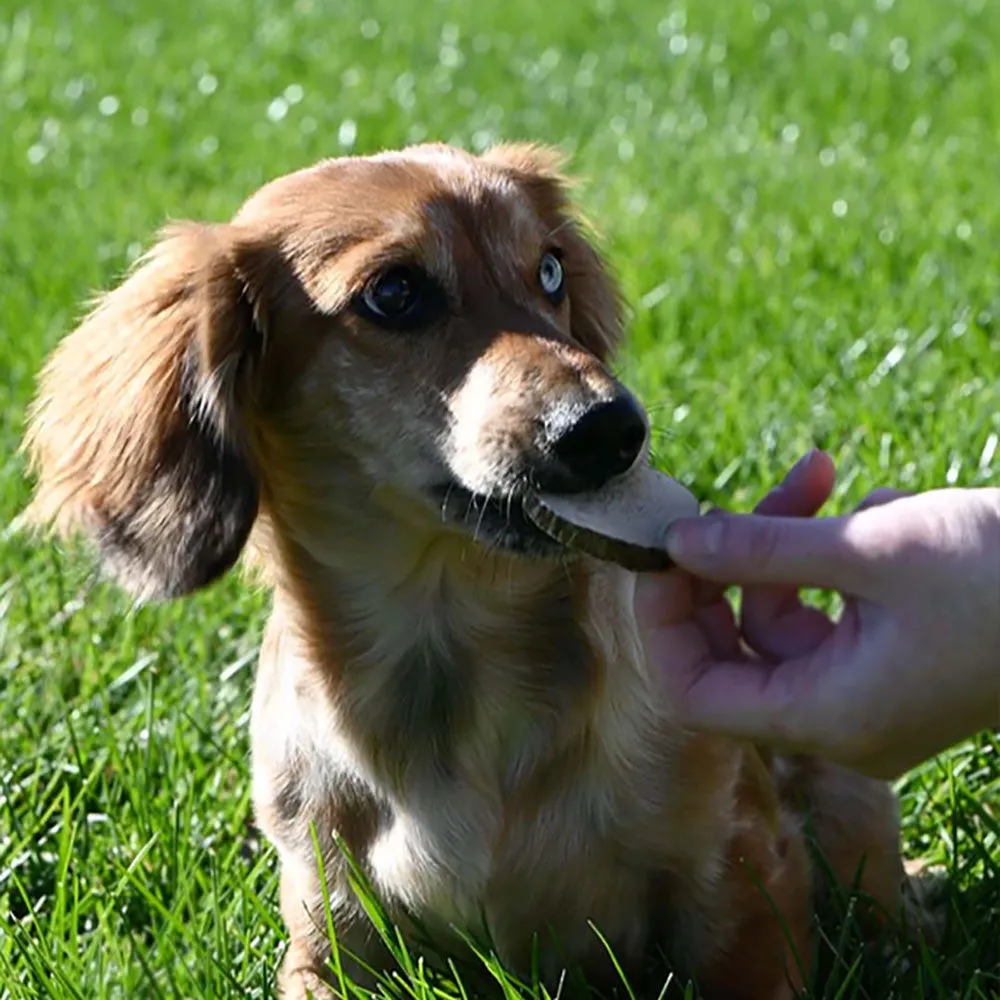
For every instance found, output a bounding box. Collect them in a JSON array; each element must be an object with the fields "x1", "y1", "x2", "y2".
[{"x1": 525, "y1": 464, "x2": 700, "y2": 572}]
